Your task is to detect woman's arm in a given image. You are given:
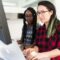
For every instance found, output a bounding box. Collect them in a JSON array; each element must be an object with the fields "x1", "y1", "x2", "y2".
[
  {"x1": 40, "y1": 48, "x2": 60, "y2": 58},
  {"x1": 24, "y1": 46, "x2": 60, "y2": 60},
  {"x1": 31, "y1": 48, "x2": 60, "y2": 60}
]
